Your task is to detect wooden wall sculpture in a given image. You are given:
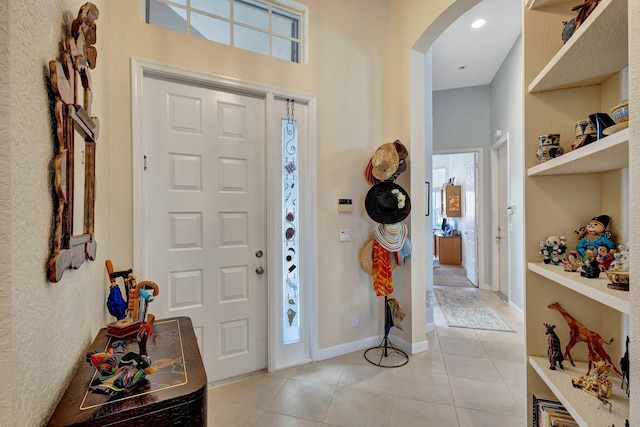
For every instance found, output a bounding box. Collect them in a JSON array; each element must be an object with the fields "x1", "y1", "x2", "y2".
[{"x1": 47, "y1": 3, "x2": 100, "y2": 282}]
